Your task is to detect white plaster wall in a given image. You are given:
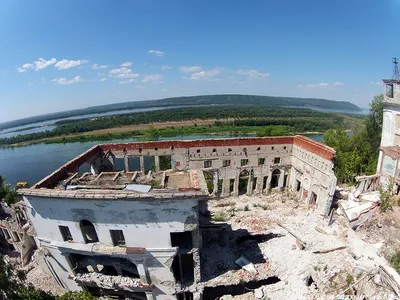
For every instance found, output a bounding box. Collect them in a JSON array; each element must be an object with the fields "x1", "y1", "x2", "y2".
[
  {"x1": 23, "y1": 196, "x2": 199, "y2": 248},
  {"x1": 381, "y1": 109, "x2": 395, "y2": 147},
  {"x1": 291, "y1": 145, "x2": 336, "y2": 215}
]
